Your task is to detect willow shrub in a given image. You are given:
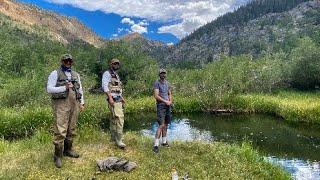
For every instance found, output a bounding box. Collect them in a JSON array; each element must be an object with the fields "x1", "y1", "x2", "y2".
[
  {"x1": 0, "y1": 77, "x2": 45, "y2": 108},
  {"x1": 165, "y1": 54, "x2": 290, "y2": 110},
  {"x1": 290, "y1": 37, "x2": 320, "y2": 90}
]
